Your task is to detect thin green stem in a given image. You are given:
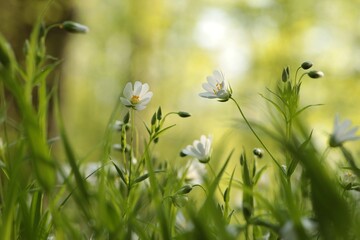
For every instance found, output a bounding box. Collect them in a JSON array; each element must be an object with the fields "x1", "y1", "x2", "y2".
[
  {"x1": 128, "y1": 109, "x2": 136, "y2": 192},
  {"x1": 294, "y1": 66, "x2": 302, "y2": 86},
  {"x1": 230, "y1": 97, "x2": 284, "y2": 174}
]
